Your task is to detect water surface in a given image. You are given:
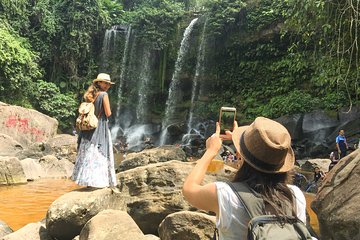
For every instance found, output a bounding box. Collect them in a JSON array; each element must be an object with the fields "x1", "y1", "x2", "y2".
[{"x1": 0, "y1": 179, "x2": 79, "y2": 230}]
